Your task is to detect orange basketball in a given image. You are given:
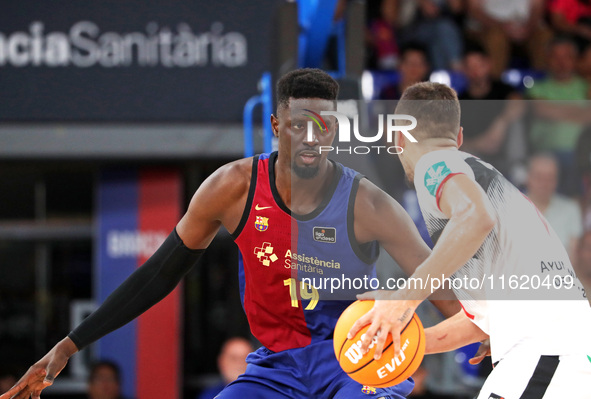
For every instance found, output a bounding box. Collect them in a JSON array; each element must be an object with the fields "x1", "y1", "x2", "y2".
[{"x1": 333, "y1": 300, "x2": 426, "y2": 388}]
